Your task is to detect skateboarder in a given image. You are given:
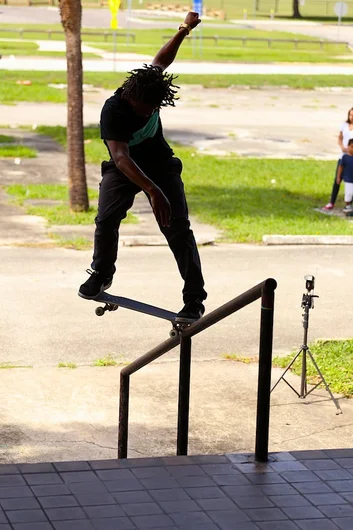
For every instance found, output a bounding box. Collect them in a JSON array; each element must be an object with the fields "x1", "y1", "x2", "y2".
[{"x1": 79, "y1": 11, "x2": 207, "y2": 323}]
